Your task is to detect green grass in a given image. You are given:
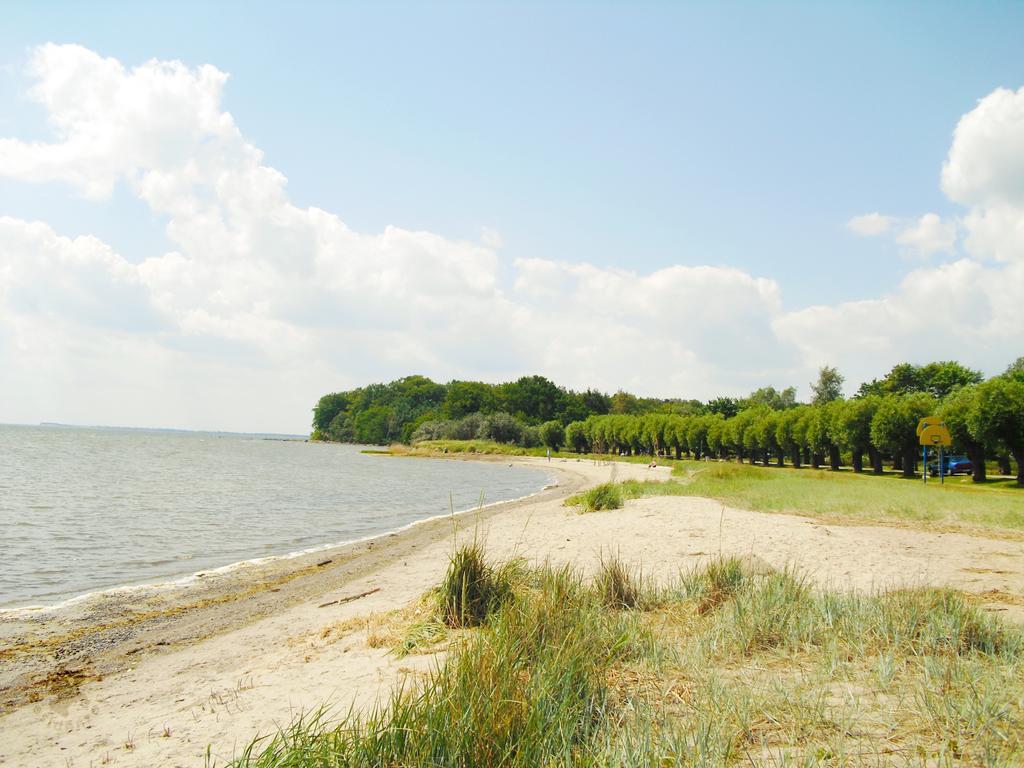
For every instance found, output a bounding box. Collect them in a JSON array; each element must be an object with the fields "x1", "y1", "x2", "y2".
[
  {"x1": 226, "y1": 554, "x2": 1024, "y2": 767},
  {"x1": 617, "y1": 460, "x2": 1024, "y2": 534},
  {"x1": 435, "y1": 540, "x2": 518, "y2": 628},
  {"x1": 566, "y1": 482, "x2": 624, "y2": 513}
]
